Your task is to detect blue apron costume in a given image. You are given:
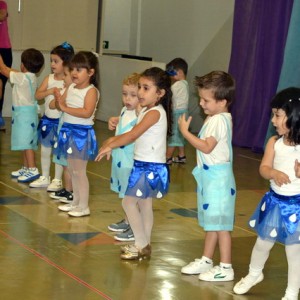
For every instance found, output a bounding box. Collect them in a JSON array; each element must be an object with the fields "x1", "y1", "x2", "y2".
[{"x1": 192, "y1": 115, "x2": 236, "y2": 231}]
